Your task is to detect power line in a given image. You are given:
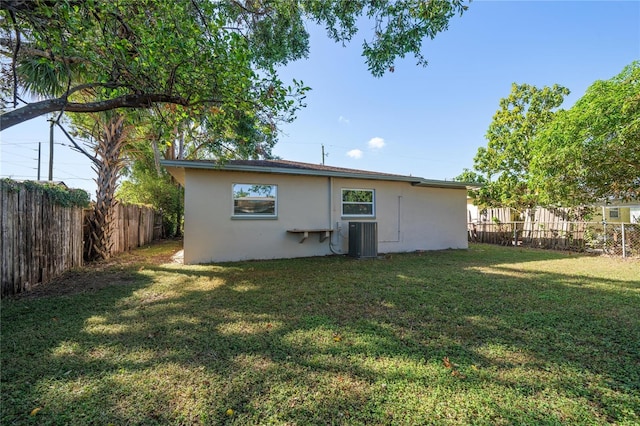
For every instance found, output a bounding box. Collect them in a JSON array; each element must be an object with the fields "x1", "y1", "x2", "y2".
[
  {"x1": 56, "y1": 168, "x2": 94, "y2": 181},
  {"x1": 0, "y1": 174, "x2": 94, "y2": 182},
  {"x1": 275, "y1": 141, "x2": 320, "y2": 146},
  {"x1": 0, "y1": 160, "x2": 34, "y2": 166},
  {"x1": 0, "y1": 174, "x2": 39, "y2": 179},
  {"x1": 2, "y1": 151, "x2": 37, "y2": 161},
  {"x1": 1, "y1": 141, "x2": 71, "y2": 147},
  {"x1": 1, "y1": 141, "x2": 43, "y2": 146},
  {"x1": 52, "y1": 161, "x2": 91, "y2": 166},
  {"x1": 55, "y1": 176, "x2": 95, "y2": 181}
]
